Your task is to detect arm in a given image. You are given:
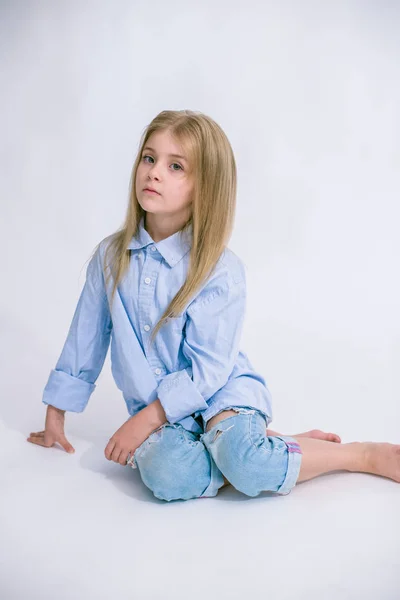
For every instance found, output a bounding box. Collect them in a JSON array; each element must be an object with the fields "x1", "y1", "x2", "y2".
[
  {"x1": 104, "y1": 262, "x2": 247, "y2": 465},
  {"x1": 42, "y1": 243, "x2": 112, "y2": 412},
  {"x1": 154, "y1": 261, "x2": 247, "y2": 424}
]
